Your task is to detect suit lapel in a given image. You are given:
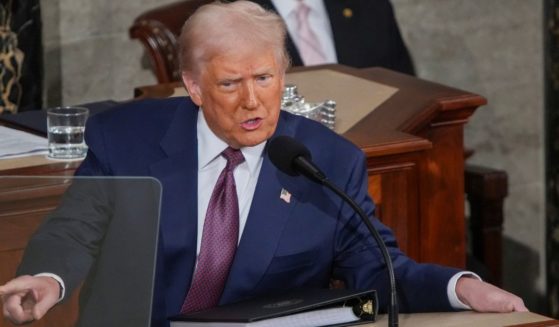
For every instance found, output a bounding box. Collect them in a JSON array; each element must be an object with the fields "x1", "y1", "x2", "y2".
[{"x1": 149, "y1": 99, "x2": 200, "y2": 313}]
